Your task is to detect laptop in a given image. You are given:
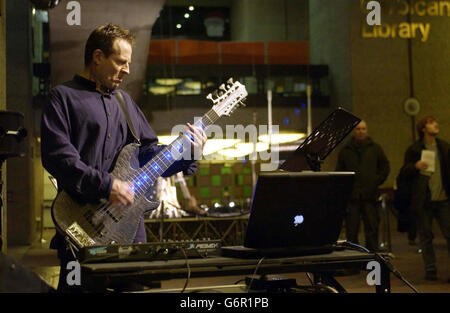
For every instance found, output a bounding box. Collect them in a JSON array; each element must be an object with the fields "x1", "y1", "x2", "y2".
[{"x1": 221, "y1": 171, "x2": 355, "y2": 258}]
